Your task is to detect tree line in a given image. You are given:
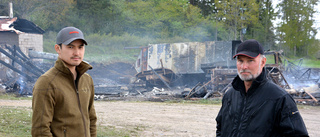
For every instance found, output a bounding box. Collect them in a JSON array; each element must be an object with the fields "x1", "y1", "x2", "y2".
[{"x1": 1, "y1": 0, "x2": 319, "y2": 59}]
